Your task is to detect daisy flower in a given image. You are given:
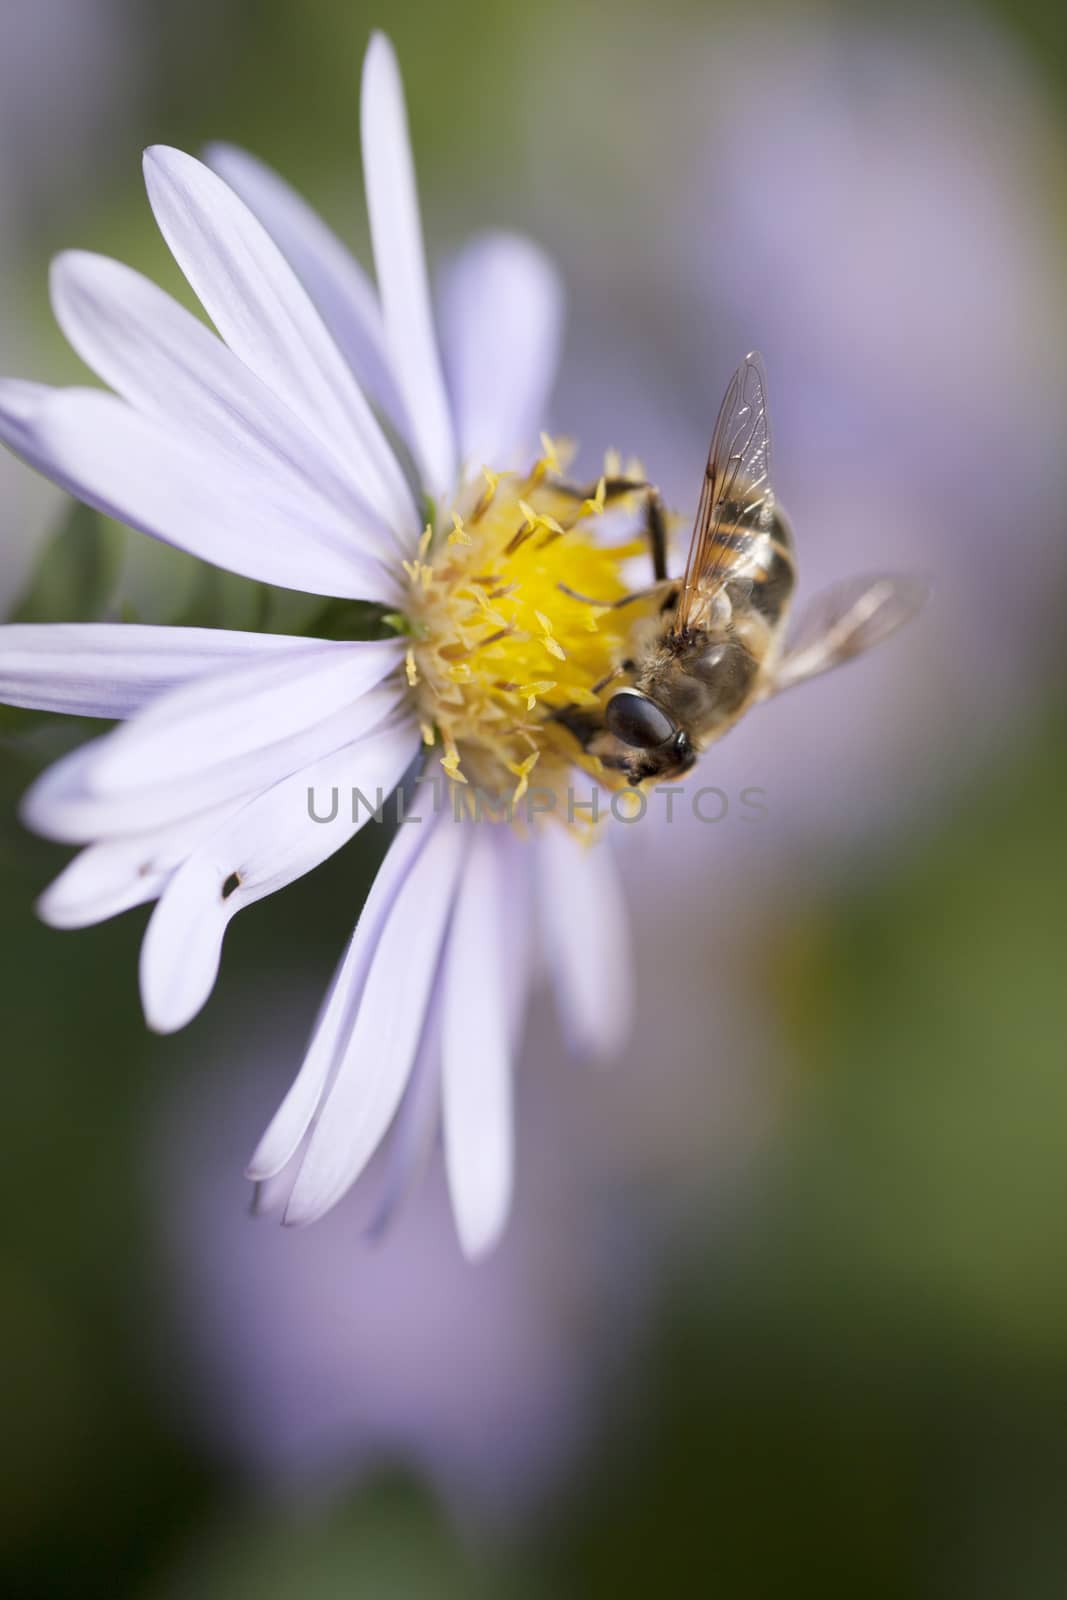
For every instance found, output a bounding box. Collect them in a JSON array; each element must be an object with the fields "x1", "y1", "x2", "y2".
[{"x1": 0, "y1": 32, "x2": 638, "y2": 1257}]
